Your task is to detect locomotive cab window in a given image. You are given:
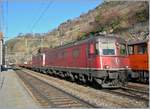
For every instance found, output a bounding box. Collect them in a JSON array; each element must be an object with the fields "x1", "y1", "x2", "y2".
[
  {"x1": 95, "y1": 42, "x2": 100, "y2": 55},
  {"x1": 101, "y1": 42, "x2": 115, "y2": 55},
  {"x1": 137, "y1": 43, "x2": 147, "y2": 54},
  {"x1": 119, "y1": 44, "x2": 127, "y2": 55},
  {"x1": 128, "y1": 45, "x2": 134, "y2": 55},
  {"x1": 88, "y1": 42, "x2": 100, "y2": 56}
]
